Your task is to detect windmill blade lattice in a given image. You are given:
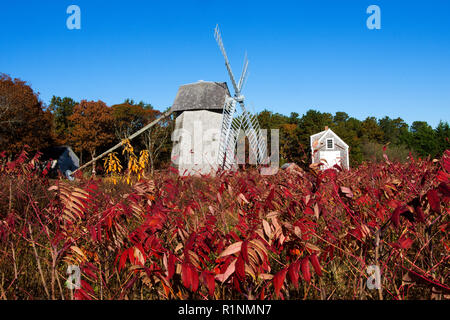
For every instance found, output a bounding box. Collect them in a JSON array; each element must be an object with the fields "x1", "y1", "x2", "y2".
[
  {"x1": 218, "y1": 97, "x2": 241, "y2": 170},
  {"x1": 239, "y1": 104, "x2": 267, "y2": 164}
]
